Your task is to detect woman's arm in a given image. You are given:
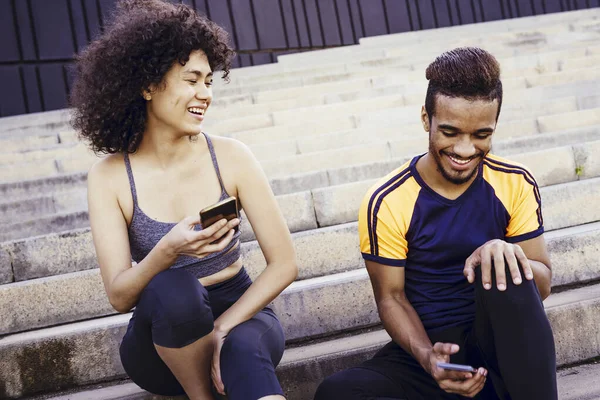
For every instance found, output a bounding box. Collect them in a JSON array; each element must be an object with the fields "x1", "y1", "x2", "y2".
[
  {"x1": 213, "y1": 140, "x2": 298, "y2": 334},
  {"x1": 88, "y1": 157, "x2": 175, "y2": 313},
  {"x1": 88, "y1": 157, "x2": 237, "y2": 313}
]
